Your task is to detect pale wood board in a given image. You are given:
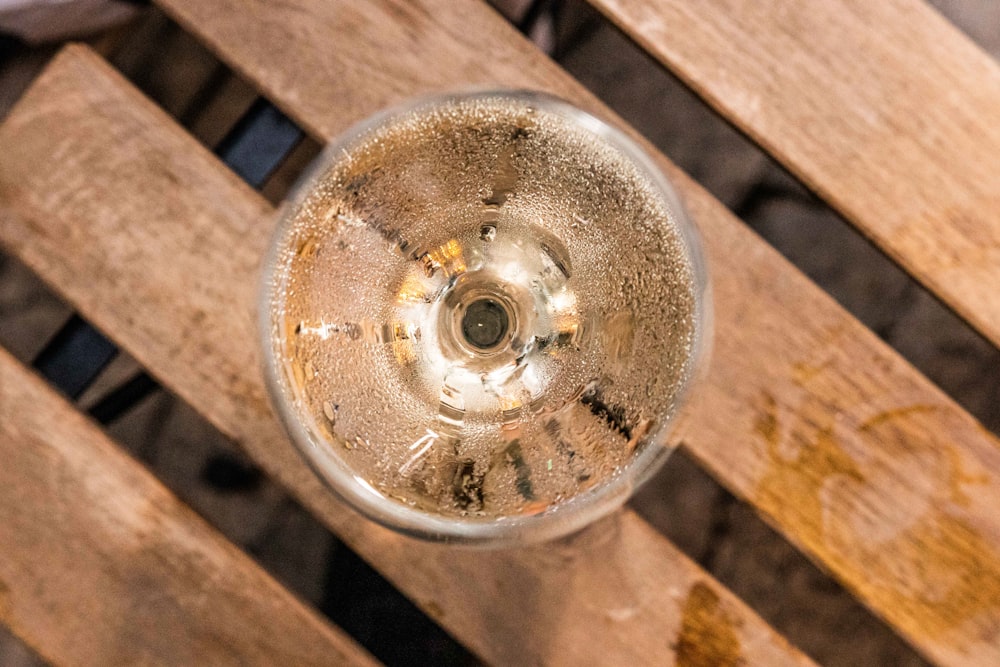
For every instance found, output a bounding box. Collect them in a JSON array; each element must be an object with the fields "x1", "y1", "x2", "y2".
[
  {"x1": 0, "y1": 345, "x2": 377, "y2": 666},
  {"x1": 139, "y1": 0, "x2": 1000, "y2": 663},
  {"x1": 586, "y1": 0, "x2": 1000, "y2": 349},
  {"x1": 0, "y1": 46, "x2": 814, "y2": 667}
]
